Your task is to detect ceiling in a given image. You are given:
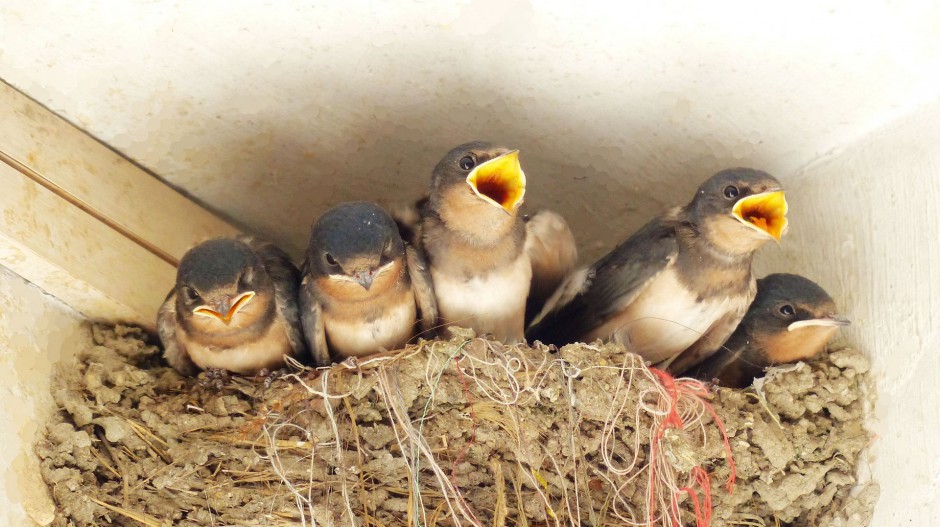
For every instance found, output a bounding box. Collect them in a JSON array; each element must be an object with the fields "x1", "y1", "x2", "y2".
[{"x1": 2, "y1": 1, "x2": 939, "y2": 259}]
